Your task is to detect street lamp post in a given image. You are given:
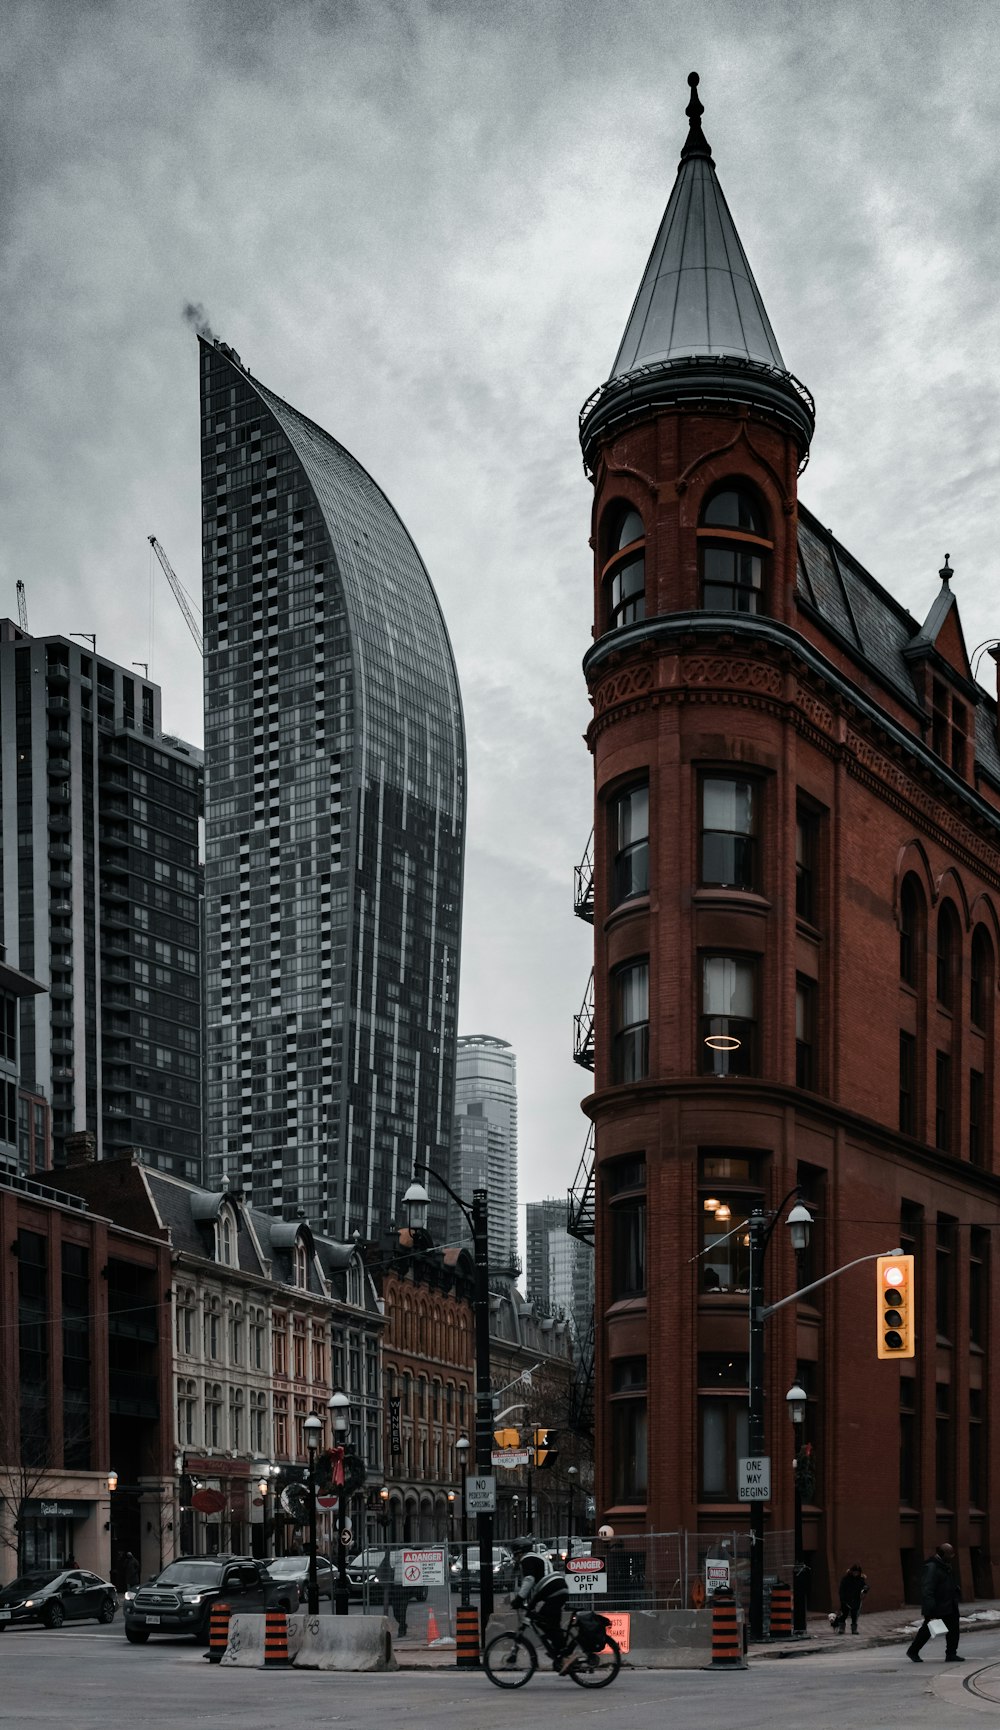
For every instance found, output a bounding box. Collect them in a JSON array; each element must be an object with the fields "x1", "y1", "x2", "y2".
[
  {"x1": 456, "y1": 1434, "x2": 471, "y2": 1610},
  {"x1": 566, "y1": 1466, "x2": 578, "y2": 1563},
  {"x1": 511, "y1": 1495, "x2": 519, "y2": 1539},
  {"x1": 404, "y1": 1170, "x2": 494, "y2": 1635},
  {"x1": 303, "y1": 1411, "x2": 324, "y2": 1617},
  {"x1": 786, "y1": 1383, "x2": 808, "y2": 1635},
  {"x1": 747, "y1": 1195, "x2": 812, "y2": 1641},
  {"x1": 328, "y1": 1390, "x2": 351, "y2": 1617},
  {"x1": 379, "y1": 1486, "x2": 391, "y2": 1618}
]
